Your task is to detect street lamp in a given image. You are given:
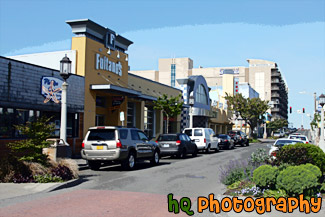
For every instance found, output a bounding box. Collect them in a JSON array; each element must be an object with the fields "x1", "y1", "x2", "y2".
[
  {"x1": 189, "y1": 93, "x2": 195, "y2": 128},
  {"x1": 59, "y1": 55, "x2": 72, "y2": 142},
  {"x1": 319, "y1": 94, "x2": 325, "y2": 152}
]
